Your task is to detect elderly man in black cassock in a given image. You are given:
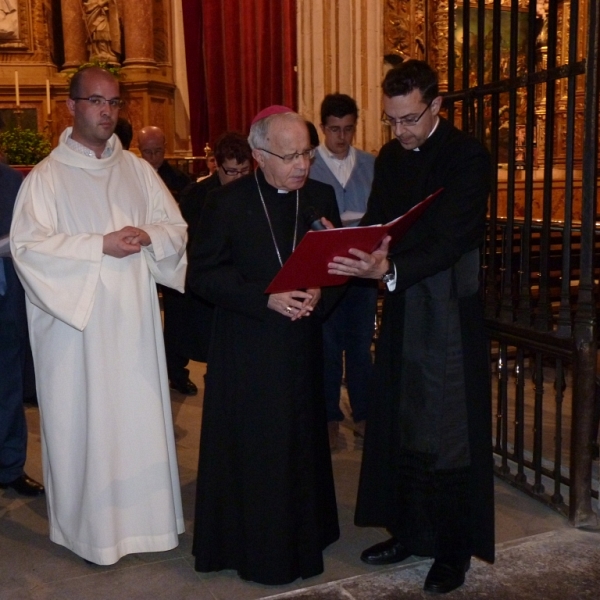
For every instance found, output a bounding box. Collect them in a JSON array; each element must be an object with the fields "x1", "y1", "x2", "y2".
[
  {"x1": 188, "y1": 106, "x2": 341, "y2": 585},
  {"x1": 329, "y1": 60, "x2": 494, "y2": 595}
]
